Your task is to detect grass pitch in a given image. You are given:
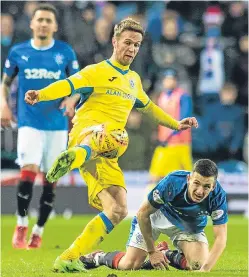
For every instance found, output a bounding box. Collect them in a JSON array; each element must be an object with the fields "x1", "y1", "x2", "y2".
[{"x1": 1, "y1": 215, "x2": 248, "y2": 277}]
